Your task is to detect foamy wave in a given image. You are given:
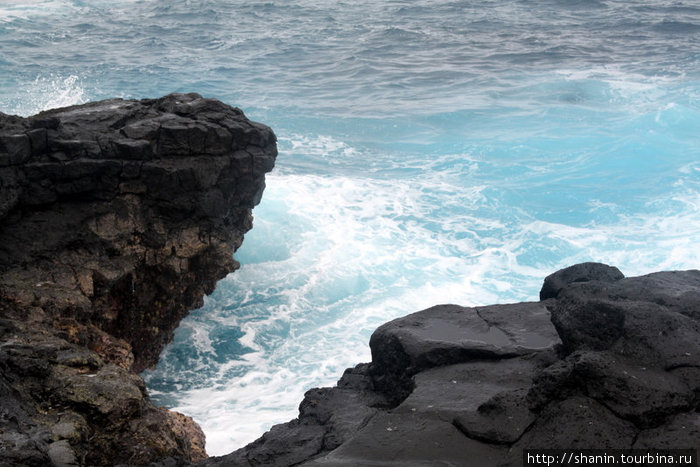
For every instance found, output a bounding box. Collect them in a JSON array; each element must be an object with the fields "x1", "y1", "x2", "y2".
[
  {"x1": 0, "y1": 0, "x2": 72, "y2": 23},
  {"x1": 144, "y1": 170, "x2": 553, "y2": 455},
  {"x1": 6, "y1": 74, "x2": 87, "y2": 117},
  {"x1": 281, "y1": 133, "x2": 359, "y2": 158},
  {"x1": 552, "y1": 66, "x2": 688, "y2": 115},
  {"x1": 523, "y1": 189, "x2": 700, "y2": 277},
  {"x1": 144, "y1": 123, "x2": 700, "y2": 457}
]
